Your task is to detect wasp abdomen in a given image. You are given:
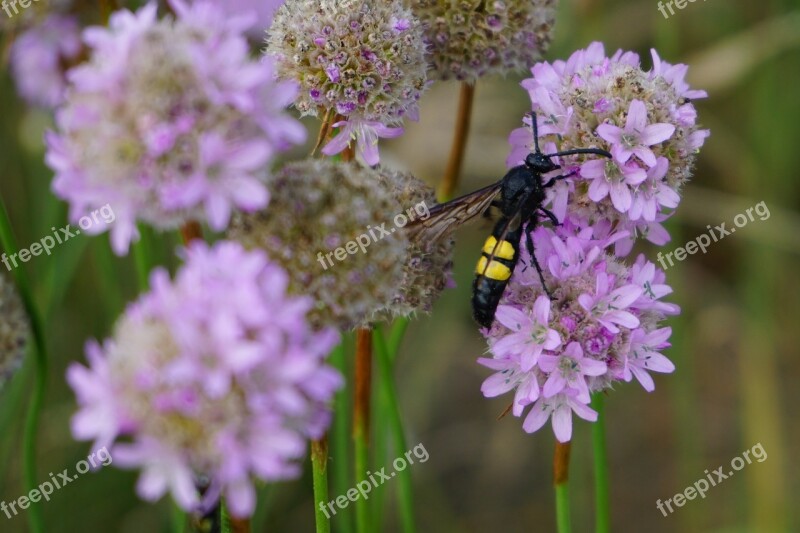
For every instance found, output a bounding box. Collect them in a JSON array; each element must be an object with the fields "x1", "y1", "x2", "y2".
[{"x1": 472, "y1": 234, "x2": 519, "y2": 328}]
